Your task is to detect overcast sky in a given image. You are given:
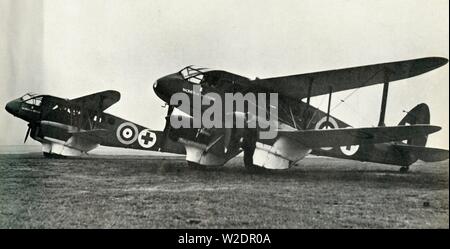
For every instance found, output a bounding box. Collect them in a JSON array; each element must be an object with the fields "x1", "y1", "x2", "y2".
[{"x1": 1, "y1": 0, "x2": 448, "y2": 149}]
